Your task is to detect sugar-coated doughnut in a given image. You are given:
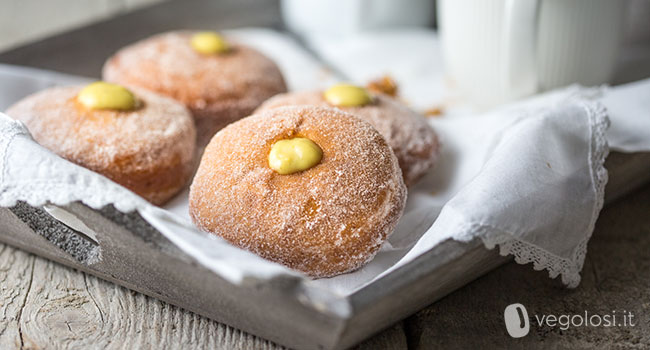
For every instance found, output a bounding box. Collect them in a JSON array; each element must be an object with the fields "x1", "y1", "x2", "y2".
[
  {"x1": 102, "y1": 31, "x2": 288, "y2": 146},
  {"x1": 255, "y1": 89, "x2": 440, "y2": 186},
  {"x1": 189, "y1": 106, "x2": 407, "y2": 277},
  {"x1": 6, "y1": 85, "x2": 196, "y2": 205}
]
